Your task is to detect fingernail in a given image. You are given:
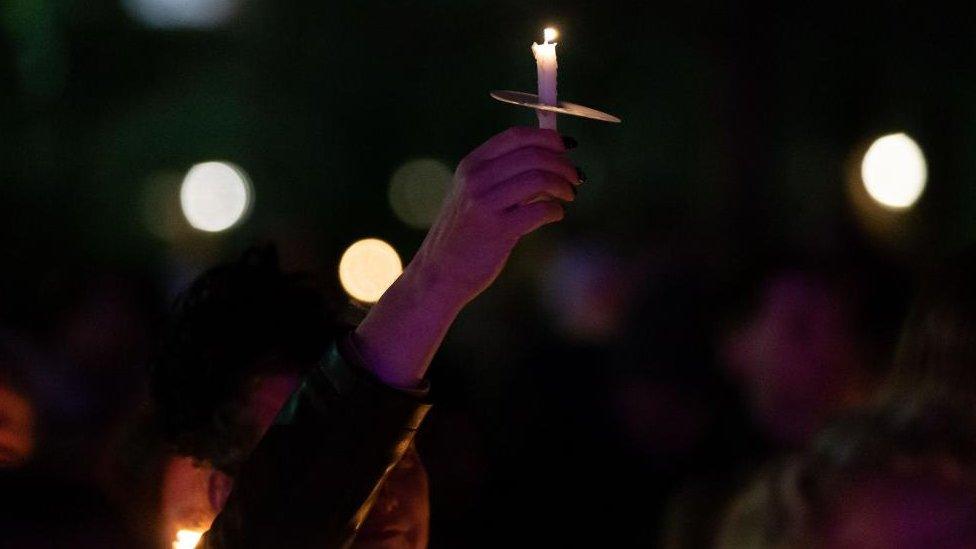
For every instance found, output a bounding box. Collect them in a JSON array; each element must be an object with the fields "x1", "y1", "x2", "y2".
[
  {"x1": 576, "y1": 166, "x2": 587, "y2": 184},
  {"x1": 562, "y1": 135, "x2": 578, "y2": 150},
  {"x1": 571, "y1": 185, "x2": 578, "y2": 197}
]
